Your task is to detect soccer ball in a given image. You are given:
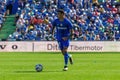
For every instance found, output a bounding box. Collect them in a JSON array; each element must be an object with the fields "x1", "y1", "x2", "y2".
[{"x1": 35, "y1": 64, "x2": 43, "y2": 72}]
